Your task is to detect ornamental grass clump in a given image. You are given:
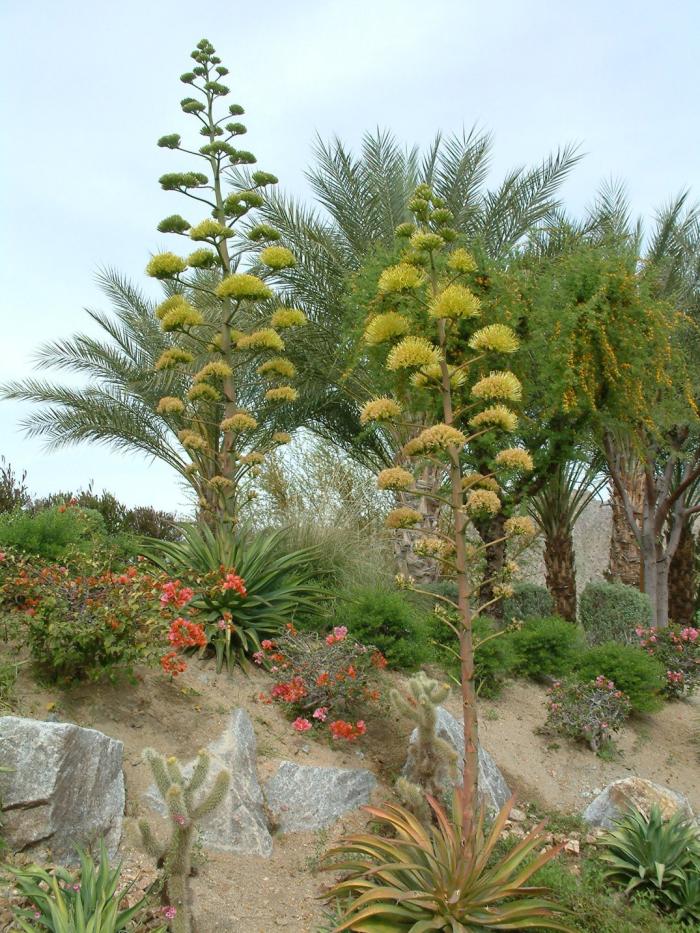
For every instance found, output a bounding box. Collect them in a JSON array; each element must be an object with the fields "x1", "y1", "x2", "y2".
[
  {"x1": 321, "y1": 184, "x2": 565, "y2": 929},
  {"x1": 141, "y1": 40, "x2": 307, "y2": 526}
]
